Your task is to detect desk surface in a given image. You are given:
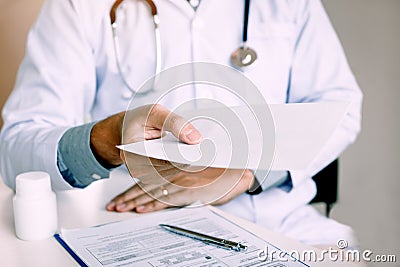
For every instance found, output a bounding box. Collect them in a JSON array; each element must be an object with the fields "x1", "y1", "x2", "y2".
[{"x1": 0, "y1": 169, "x2": 359, "y2": 267}]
